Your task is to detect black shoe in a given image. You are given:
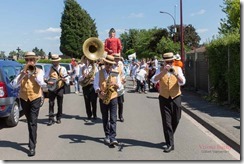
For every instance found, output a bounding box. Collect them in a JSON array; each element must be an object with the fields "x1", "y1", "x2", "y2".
[
  {"x1": 93, "y1": 116, "x2": 97, "y2": 120},
  {"x1": 104, "y1": 136, "x2": 110, "y2": 144},
  {"x1": 110, "y1": 139, "x2": 119, "y2": 146},
  {"x1": 28, "y1": 148, "x2": 35, "y2": 157},
  {"x1": 119, "y1": 117, "x2": 124, "y2": 122},
  {"x1": 47, "y1": 120, "x2": 55, "y2": 126},
  {"x1": 163, "y1": 145, "x2": 174, "y2": 153},
  {"x1": 56, "y1": 119, "x2": 61, "y2": 124}
]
